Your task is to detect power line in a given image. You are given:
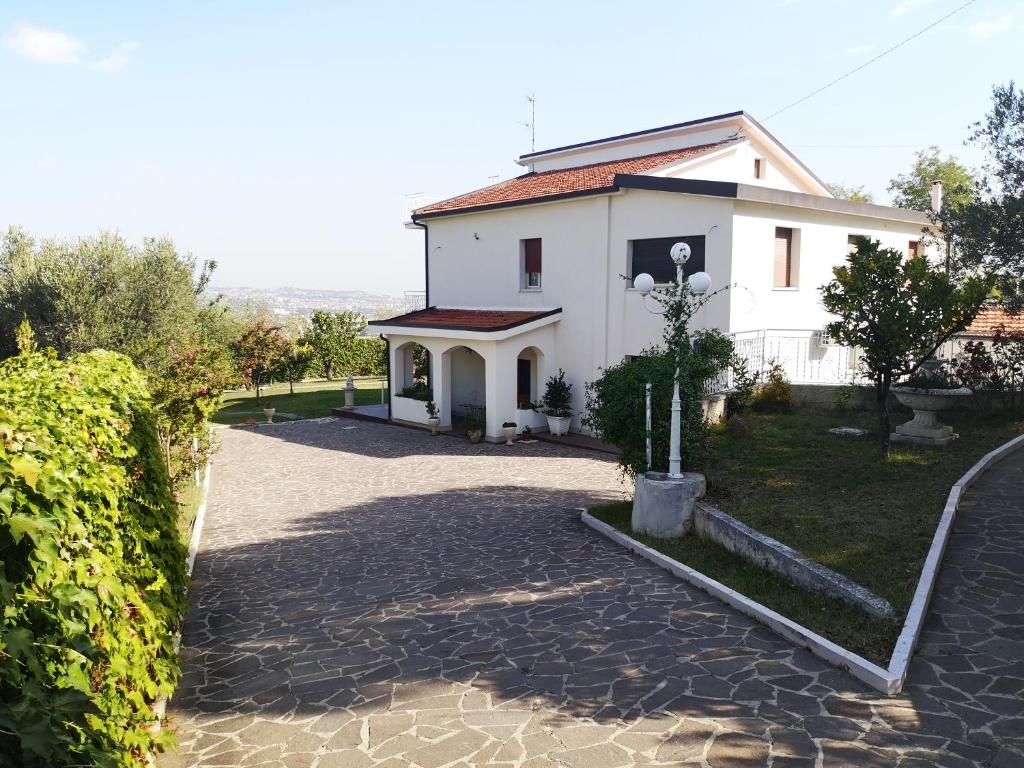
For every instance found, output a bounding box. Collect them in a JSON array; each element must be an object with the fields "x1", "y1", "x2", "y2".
[{"x1": 764, "y1": 0, "x2": 979, "y2": 121}]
